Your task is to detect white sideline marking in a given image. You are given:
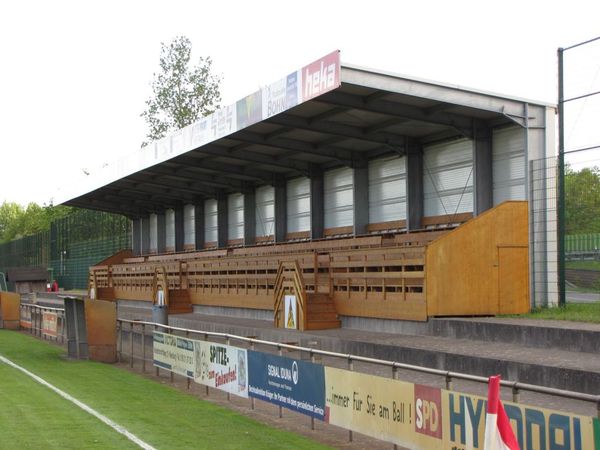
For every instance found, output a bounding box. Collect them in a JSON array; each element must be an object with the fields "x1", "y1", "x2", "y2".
[{"x1": 0, "y1": 355, "x2": 156, "y2": 450}]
